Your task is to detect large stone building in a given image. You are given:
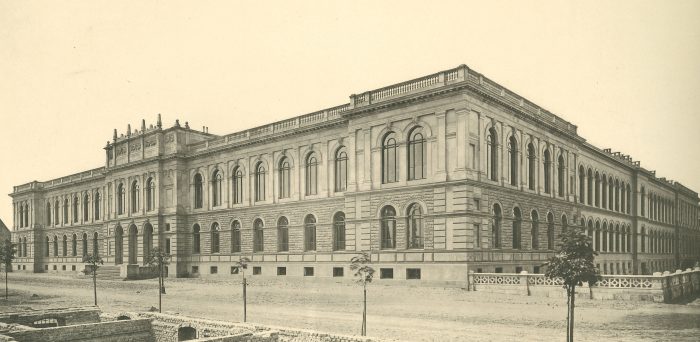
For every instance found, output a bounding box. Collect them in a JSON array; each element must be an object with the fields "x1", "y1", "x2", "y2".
[{"x1": 9, "y1": 65, "x2": 700, "y2": 284}]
